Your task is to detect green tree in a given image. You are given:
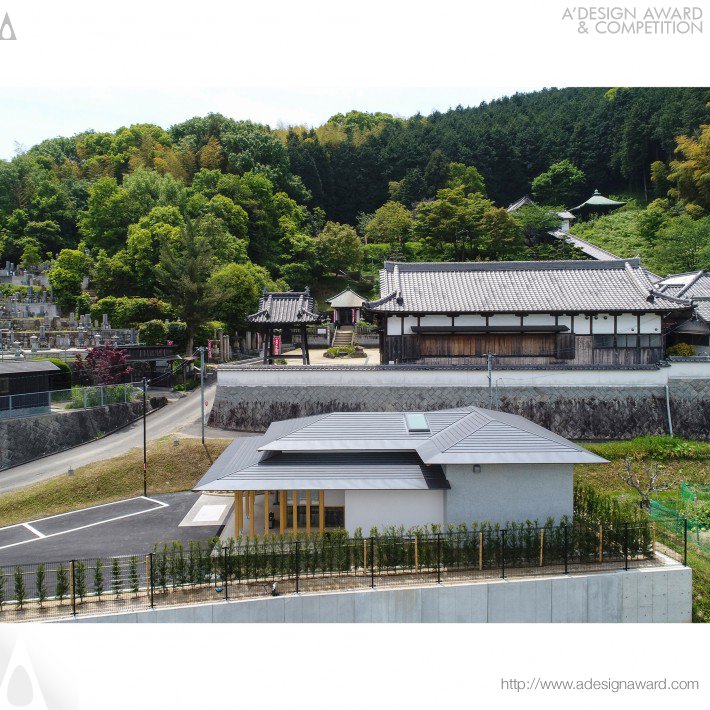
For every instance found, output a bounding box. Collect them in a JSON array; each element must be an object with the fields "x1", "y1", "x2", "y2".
[
  {"x1": 74, "y1": 561, "x2": 87, "y2": 601},
  {"x1": 138, "y1": 319, "x2": 169, "y2": 345},
  {"x1": 111, "y1": 558, "x2": 122, "y2": 598},
  {"x1": 315, "y1": 222, "x2": 364, "y2": 275},
  {"x1": 55, "y1": 564, "x2": 69, "y2": 603},
  {"x1": 531, "y1": 160, "x2": 586, "y2": 207},
  {"x1": 447, "y1": 162, "x2": 486, "y2": 196},
  {"x1": 667, "y1": 123, "x2": 710, "y2": 216},
  {"x1": 93, "y1": 559, "x2": 104, "y2": 599},
  {"x1": 155, "y1": 220, "x2": 219, "y2": 354},
  {"x1": 129, "y1": 556, "x2": 140, "y2": 596},
  {"x1": 651, "y1": 215, "x2": 710, "y2": 273},
  {"x1": 512, "y1": 204, "x2": 562, "y2": 242},
  {"x1": 413, "y1": 186, "x2": 524, "y2": 261},
  {"x1": 19, "y1": 238, "x2": 43, "y2": 268},
  {"x1": 364, "y1": 201, "x2": 412, "y2": 250},
  {"x1": 208, "y1": 261, "x2": 286, "y2": 335},
  {"x1": 13, "y1": 567, "x2": 25, "y2": 609},
  {"x1": 36, "y1": 563, "x2": 47, "y2": 607}
]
